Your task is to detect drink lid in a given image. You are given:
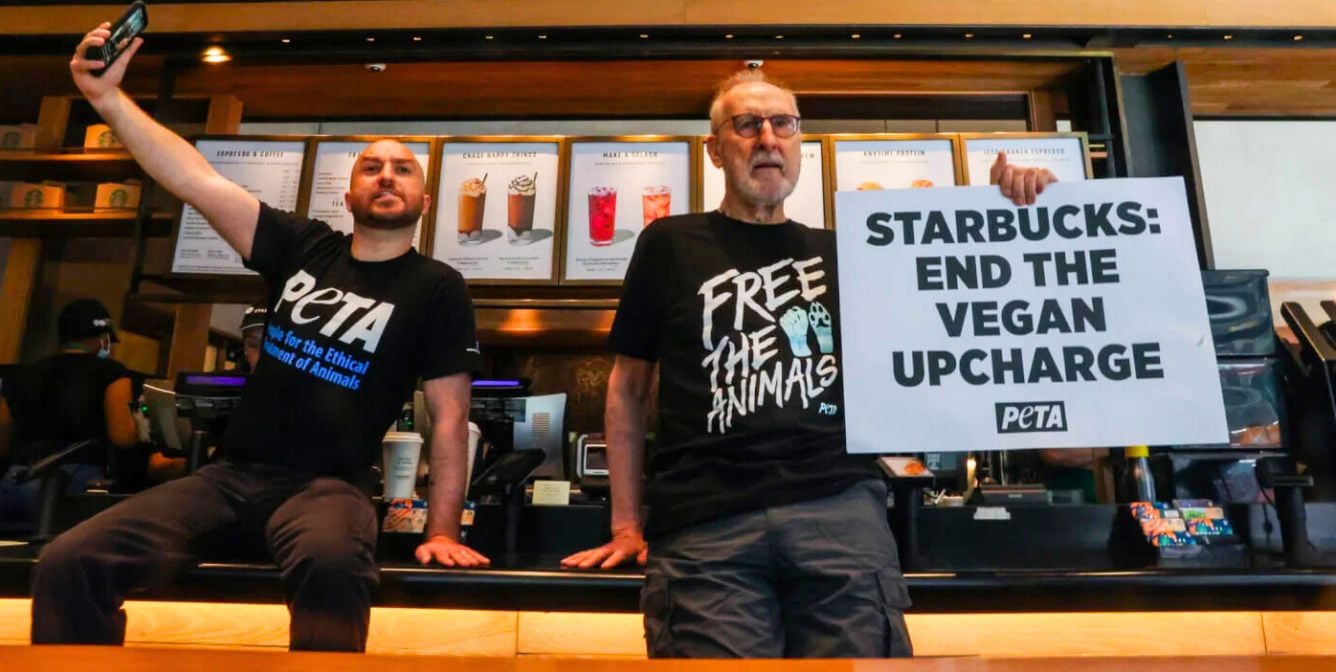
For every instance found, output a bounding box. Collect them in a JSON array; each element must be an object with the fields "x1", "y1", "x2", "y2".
[{"x1": 383, "y1": 431, "x2": 424, "y2": 444}]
